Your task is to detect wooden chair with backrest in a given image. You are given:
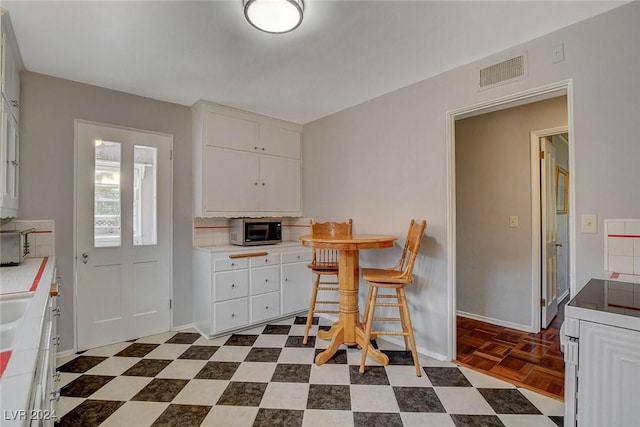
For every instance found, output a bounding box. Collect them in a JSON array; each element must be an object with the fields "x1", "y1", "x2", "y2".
[
  {"x1": 359, "y1": 219, "x2": 427, "y2": 376},
  {"x1": 303, "y1": 218, "x2": 353, "y2": 344}
]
